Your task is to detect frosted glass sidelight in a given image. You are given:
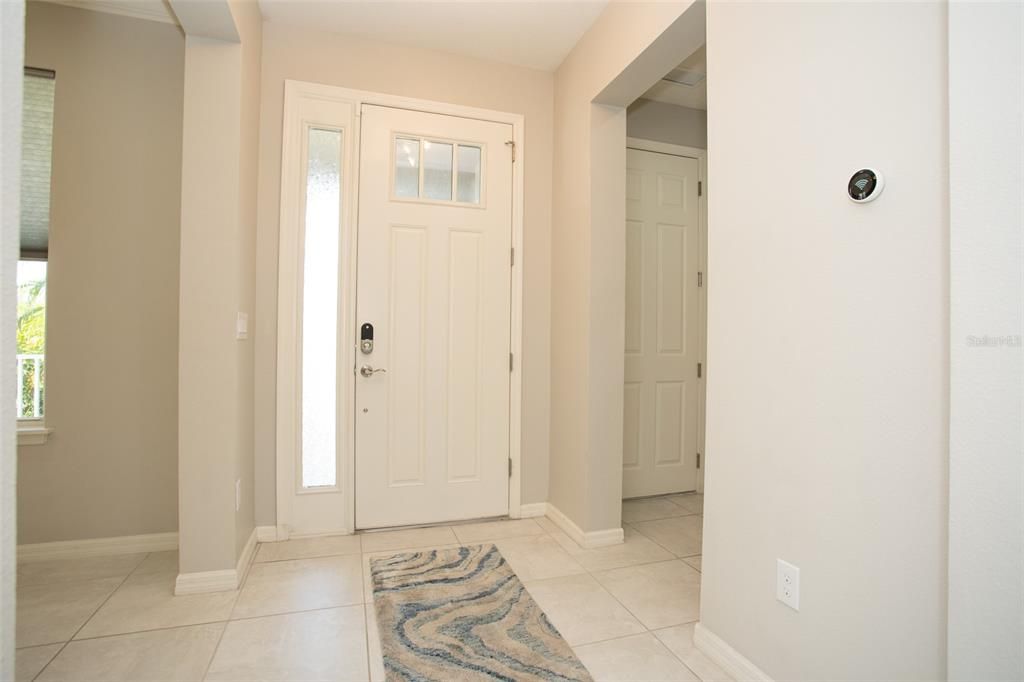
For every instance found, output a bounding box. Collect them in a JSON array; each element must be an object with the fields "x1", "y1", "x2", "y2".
[
  {"x1": 301, "y1": 127, "x2": 342, "y2": 489},
  {"x1": 456, "y1": 145, "x2": 482, "y2": 204},
  {"x1": 422, "y1": 140, "x2": 453, "y2": 201},
  {"x1": 394, "y1": 138, "x2": 419, "y2": 198}
]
